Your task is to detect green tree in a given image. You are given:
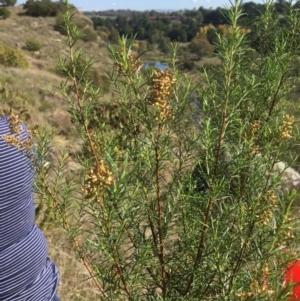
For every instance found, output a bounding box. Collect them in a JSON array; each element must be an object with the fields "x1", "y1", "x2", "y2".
[
  {"x1": 203, "y1": 7, "x2": 229, "y2": 25},
  {"x1": 238, "y1": 1, "x2": 266, "y2": 26},
  {"x1": 115, "y1": 15, "x2": 132, "y2": 36},
  {"x1": 181, "y1": 16, "x2": 199, "y2": 41},
  {"x1": 138, "y1": 40, "x2": 147, "y2": 55},
  {"x1": 157, "y1": 36, "x2": 171, "y2": 53},
  {"x1": 91, "y1": 16, "x2": 105, "y2": 29},
  {"x1": 23, "y1": 0, "x2": 68, "y2": 17},
  {"x1": 206, "y1": 27, "x2": 218, "y2": 45},
  {"x1": 188, "y1": 36, "x2": 214, "y2": 58},
  {"x1": 109, "y1": 27, "x2": 119, "y2": 44},
  {"x1": 167, "y1": 24, "x2": 187, "y2": 42},
  {"x1": 0, "y1": 0, "x2": 16, "y2": 6}
]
